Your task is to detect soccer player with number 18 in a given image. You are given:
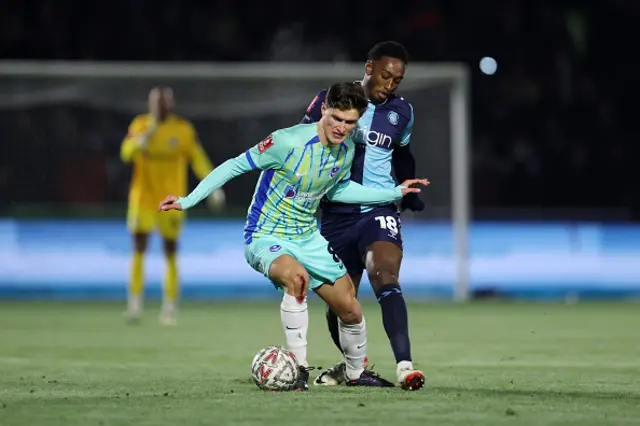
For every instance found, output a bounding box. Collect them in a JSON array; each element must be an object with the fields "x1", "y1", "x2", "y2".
[{"x1": 302, "y1": 41, "x2": 426, "y2": 390}]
